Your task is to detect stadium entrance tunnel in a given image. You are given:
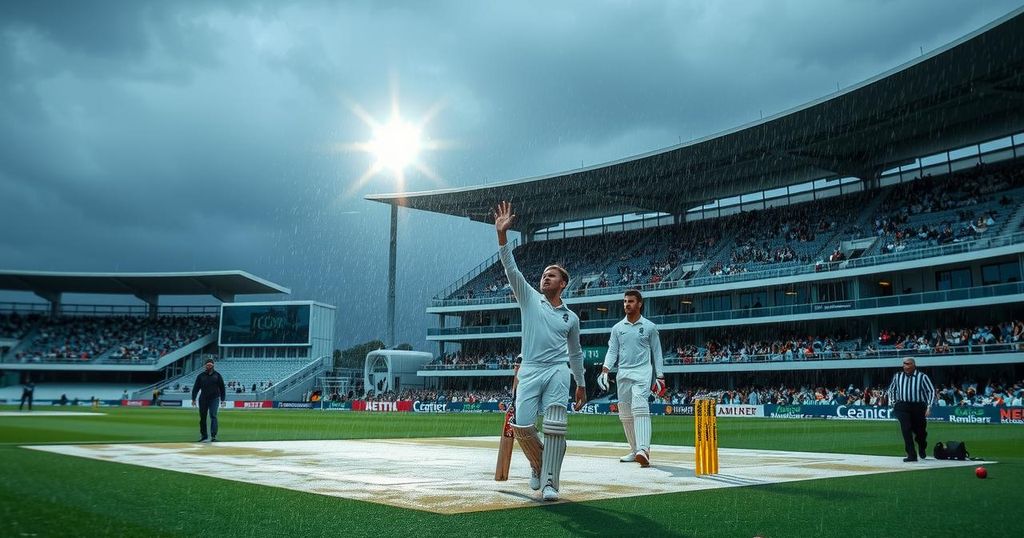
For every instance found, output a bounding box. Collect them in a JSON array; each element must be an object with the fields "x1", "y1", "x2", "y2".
[{"x1": 26, "y1": 438, "x2": 992, "y2": 514}]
